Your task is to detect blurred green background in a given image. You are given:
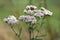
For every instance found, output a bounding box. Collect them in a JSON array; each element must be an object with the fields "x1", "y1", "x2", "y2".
[{"x1": 0, "y1": 0, "x2": 60, "y2": 40}]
